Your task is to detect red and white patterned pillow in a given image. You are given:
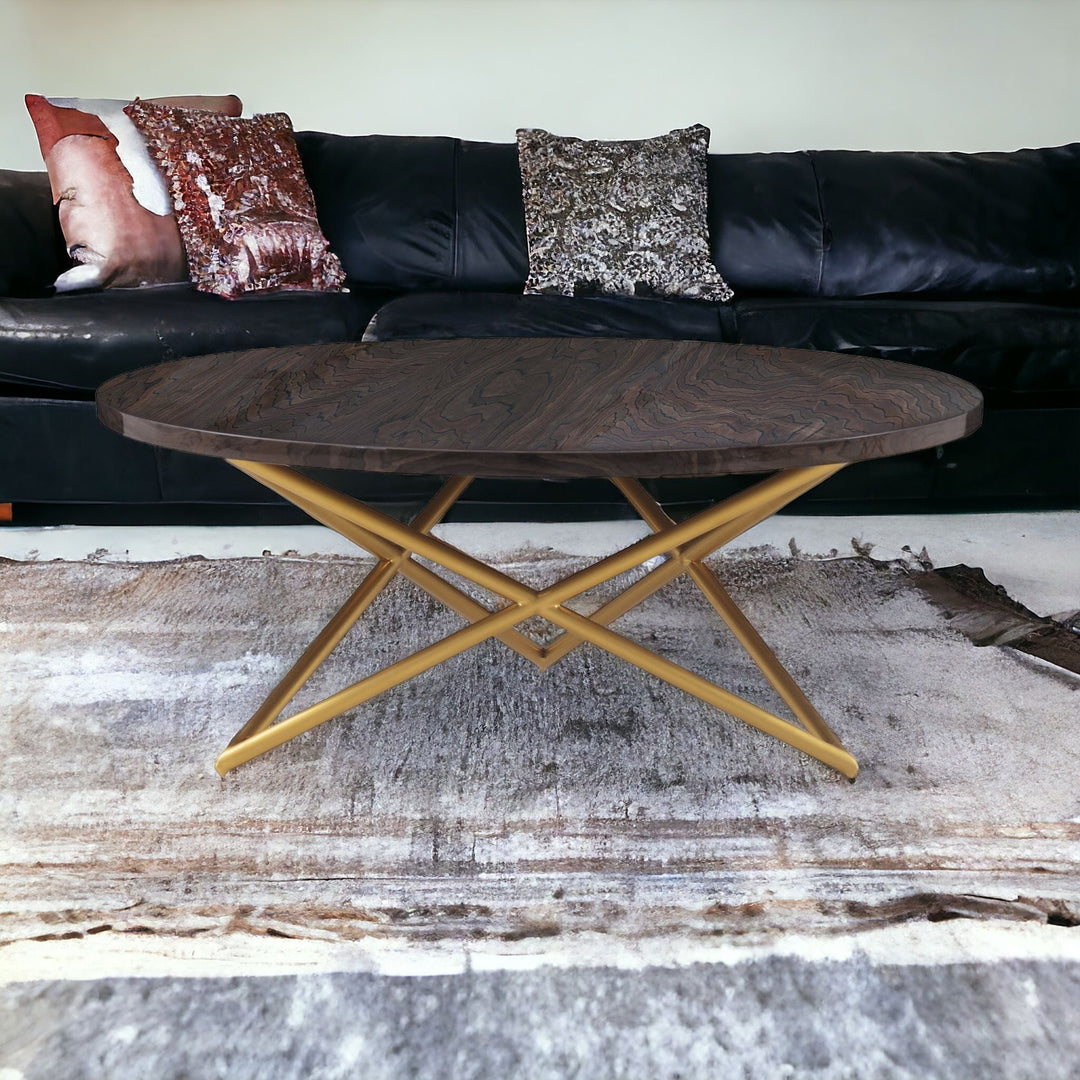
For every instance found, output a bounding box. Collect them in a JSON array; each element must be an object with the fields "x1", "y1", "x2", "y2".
[{"x1": 125, "y1": 102, "x2": 346, "y2": 300}]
